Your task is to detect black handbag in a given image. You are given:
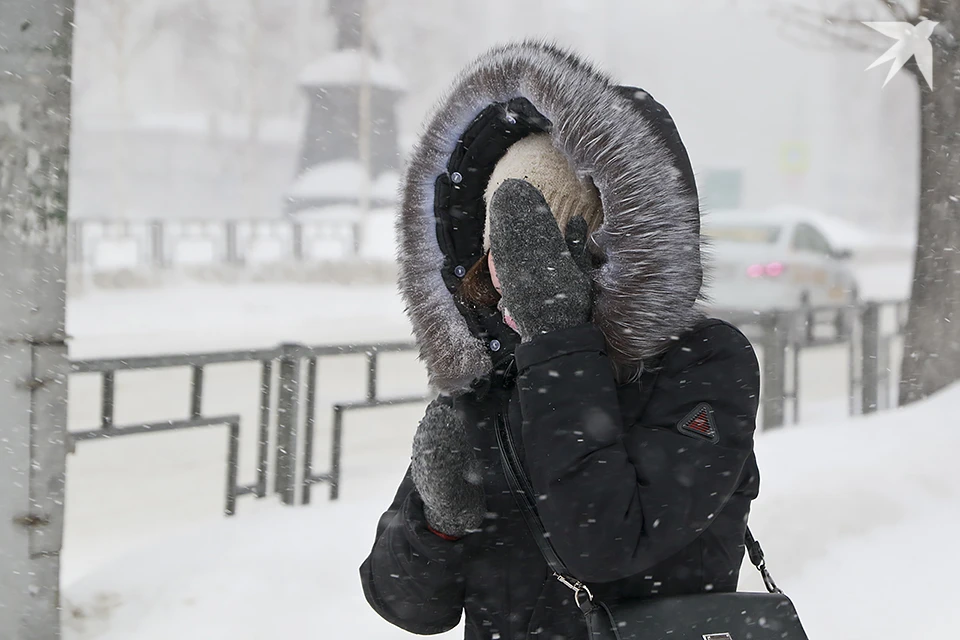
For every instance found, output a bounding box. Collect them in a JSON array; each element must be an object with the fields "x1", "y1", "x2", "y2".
[{"x1": 496, "y1": 417, "x2": 809, "y2": 640}]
